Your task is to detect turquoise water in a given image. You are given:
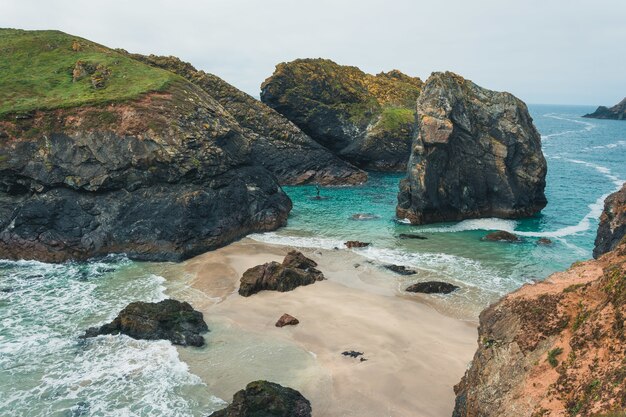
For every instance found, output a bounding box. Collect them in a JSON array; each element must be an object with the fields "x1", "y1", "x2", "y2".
[{"x1": 1, "y1": 104, "x2": 625, "y2": 416}]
